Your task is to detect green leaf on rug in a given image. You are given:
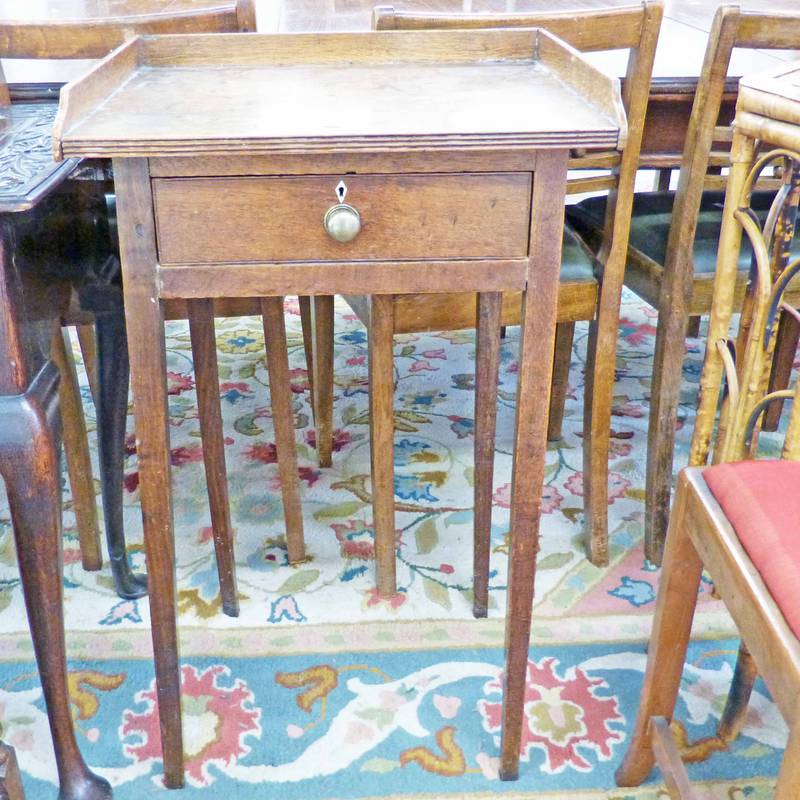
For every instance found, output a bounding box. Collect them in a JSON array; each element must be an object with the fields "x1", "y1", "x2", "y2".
[
  {"x1": 234, "y1": 413, "x2": 264, "y2": 436},
  {"x1": 394, "y1": 410, "x2": 431, "y2": 432},
  {"x1": 341, "y1": 404, "x2": 359, "y2": 425},
  {"x1": 313, "y1": 501, "x2": 364, "y2": 520},
  {"x1": 399, "y1": 345, "x2": 416, "y2": 357},
  {"x1": 278, "y1": 569, "x2": 320, "y2": 594},
  {"x1": 0, "y1": 529, "x2": 15, "y2": 566},
  {"x1": 737, "y1": 742, "x2": 774, "y2": 759},
  {"x1": 238, "y1": 363, "x2": 256, "y2": 379},
  {"x1": 415, "y1": 518, "x2": 438, "y2": 554},
  {"x1": 423, "y1": 577, "x2": 451, "y2": 609},
  {"x1": 96, "y1": 575, "x2": 118, "y2": 591},
  {"x1": 538, "y1": 552, "x2": 573, "y2": 570},
  {"x1": 360, "y1": 758, "x2": 400, "y2": 774},
  {"x1": 463, "y1": 466, "x2": 474, "y2": 486},
  {"x1": 561, "y1": 507, "x2": 583, "y2": 524}
]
